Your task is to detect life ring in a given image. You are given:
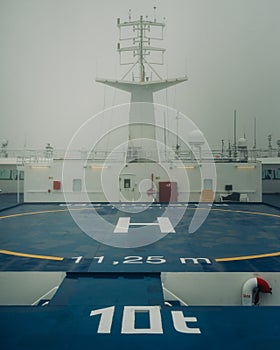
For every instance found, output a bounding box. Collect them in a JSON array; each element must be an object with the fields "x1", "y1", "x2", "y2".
[{"x1": 242, "y1": 277, "x2": 272, "y2": 306}]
